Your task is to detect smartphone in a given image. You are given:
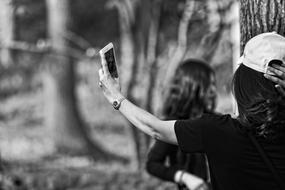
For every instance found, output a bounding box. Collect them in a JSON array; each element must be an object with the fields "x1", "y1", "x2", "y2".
[{"x1": 99, "y1": 42, "x2": 118, "y2": 78}]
